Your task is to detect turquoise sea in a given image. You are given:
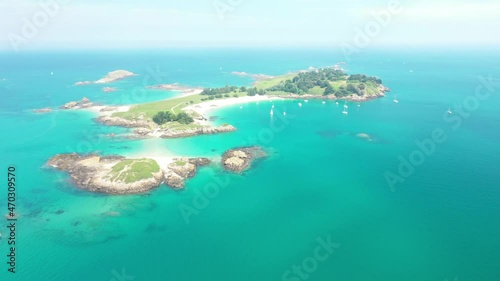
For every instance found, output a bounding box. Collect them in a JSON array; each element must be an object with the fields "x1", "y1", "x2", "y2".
[{"x1": 1, "y1": 48, "x2": 500, "y2": 281}]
